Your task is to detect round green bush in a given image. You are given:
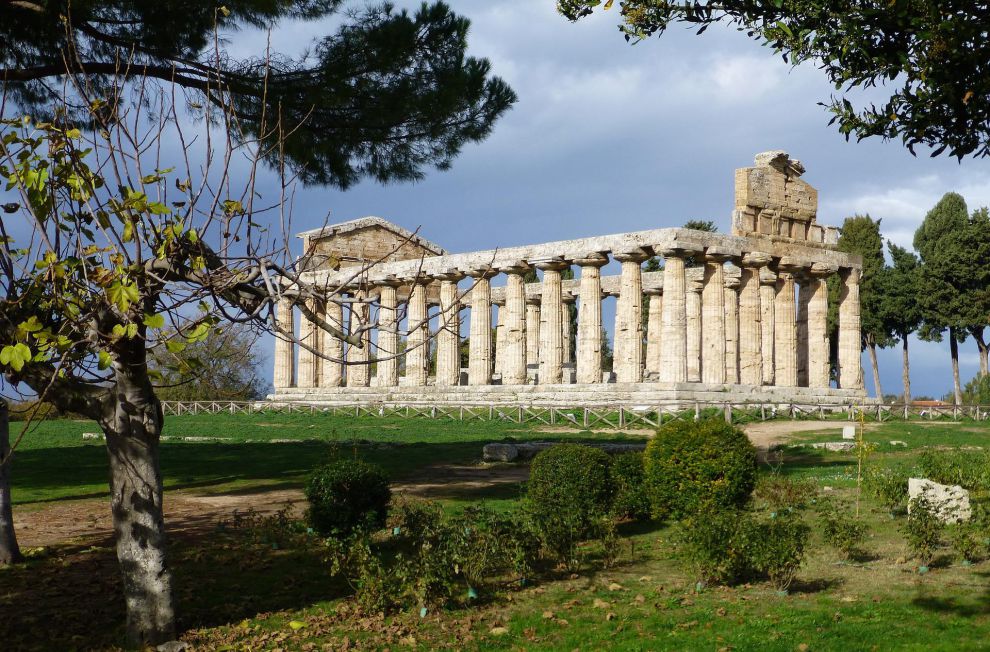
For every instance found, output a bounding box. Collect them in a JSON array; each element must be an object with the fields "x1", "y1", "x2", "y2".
[
  {"x1": 610, "y1": 452, "x2": 651, "y2": 521},
  {"x1": 644, "y1": 419, "x2": 757, "y2": 521},
  {"x1": 306, "y1": 459, "x2": 391, "y2": 537},
  {"x1": 527, "y1": 443, "x2": 613, "y2": 534}
]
